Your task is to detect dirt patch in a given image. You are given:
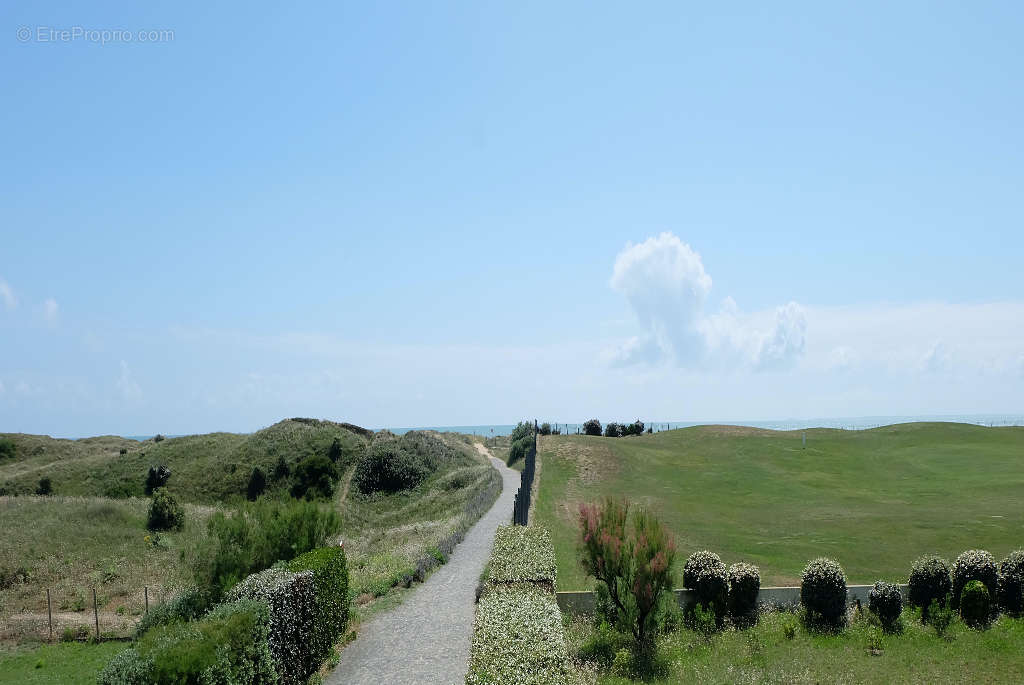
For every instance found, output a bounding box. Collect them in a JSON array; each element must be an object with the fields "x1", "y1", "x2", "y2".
[{"x1": 551, "y1": 438, "x2": 618, "y2": 485}]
